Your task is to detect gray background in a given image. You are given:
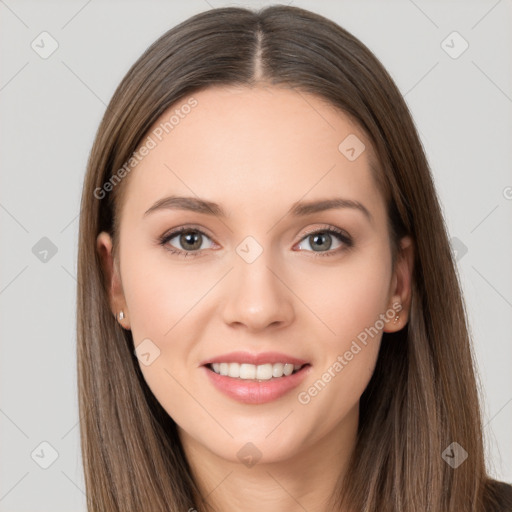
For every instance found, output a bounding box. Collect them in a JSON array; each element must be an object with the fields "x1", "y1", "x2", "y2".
[{"x1": 1, "y1": 0, "x2": 511, "y2": 510}]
